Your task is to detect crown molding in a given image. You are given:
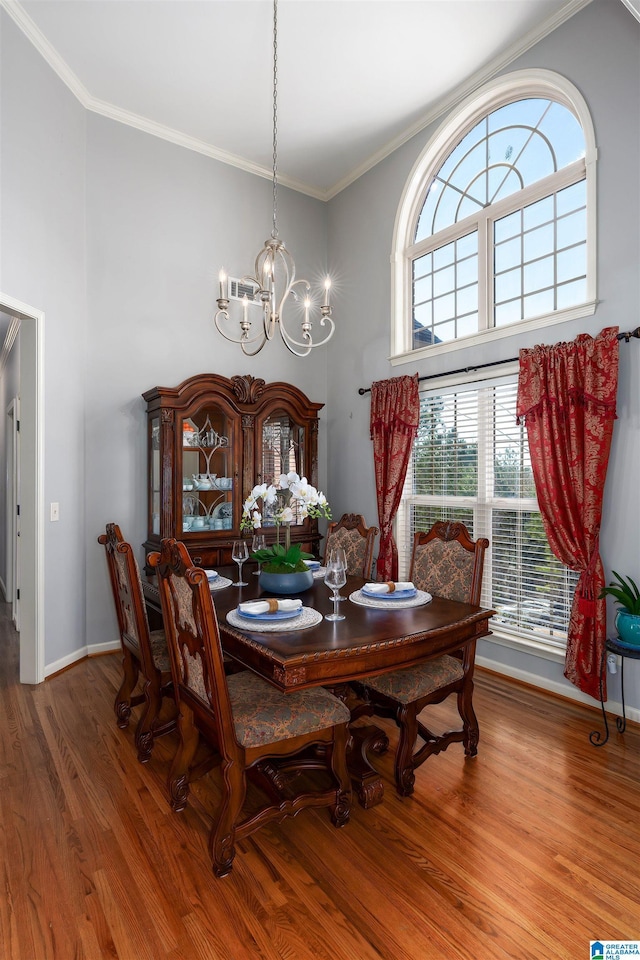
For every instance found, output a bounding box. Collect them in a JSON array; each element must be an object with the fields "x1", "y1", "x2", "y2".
[
  {"x1": 0, "y1": 0, "x2": 91, "y2": 103},
  {"x1": 618, "y1": 0, "x2": 640, "y2": 21},
  {"x1": 0, "y1": 0, "x2": 327, "y2": 200},
  {"x1": 325, "y1": 0, "x2": 595, "y2": 199},
  {"x1": 2, "y1": 0, "x2": 596, "y2": 203},
  {"x1": 85, "y1": 97, "x2": 327, "y2": 201}
]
